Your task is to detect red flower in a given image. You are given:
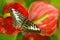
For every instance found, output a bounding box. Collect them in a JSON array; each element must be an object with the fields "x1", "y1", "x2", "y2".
[
  {"x1": 2, "y1": 3, "x2": 29, "y2": 35},
  {"x1": 28, "y1": 2, "x2": 58, "y2": 36},
  {"x1": 0, "y1": 16, "x2": 6, "y2": 34},
  {"x1": 3, "y1": 3, "x2": 28, "y2": 18},
  {"x1": 24, "y1": 33, "x2": 48, "y2": 40}
]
